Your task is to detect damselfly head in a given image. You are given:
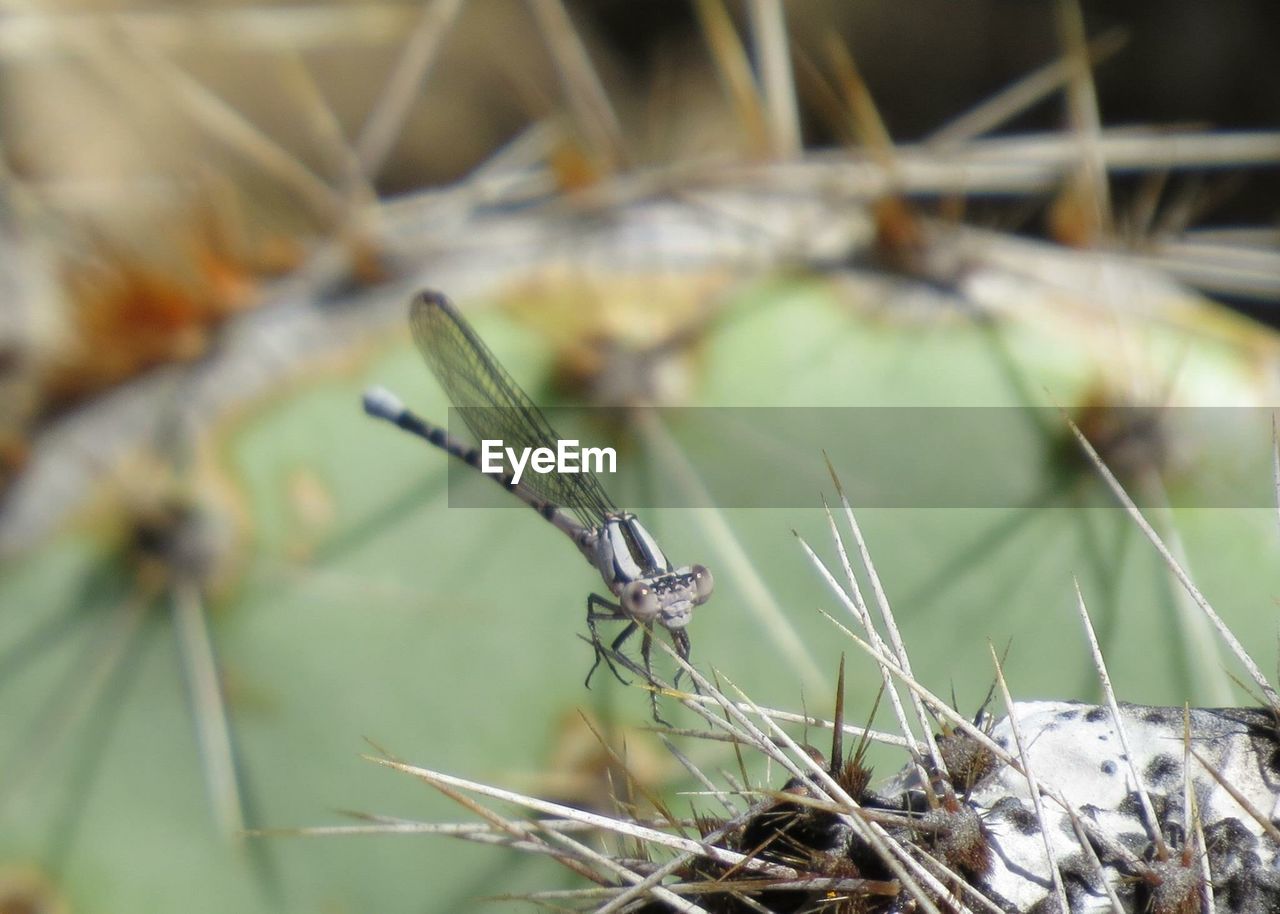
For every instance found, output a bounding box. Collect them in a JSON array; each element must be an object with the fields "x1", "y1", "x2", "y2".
[{"x1": 620, "y1": 564, "x2": 714, "y2": 630}]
